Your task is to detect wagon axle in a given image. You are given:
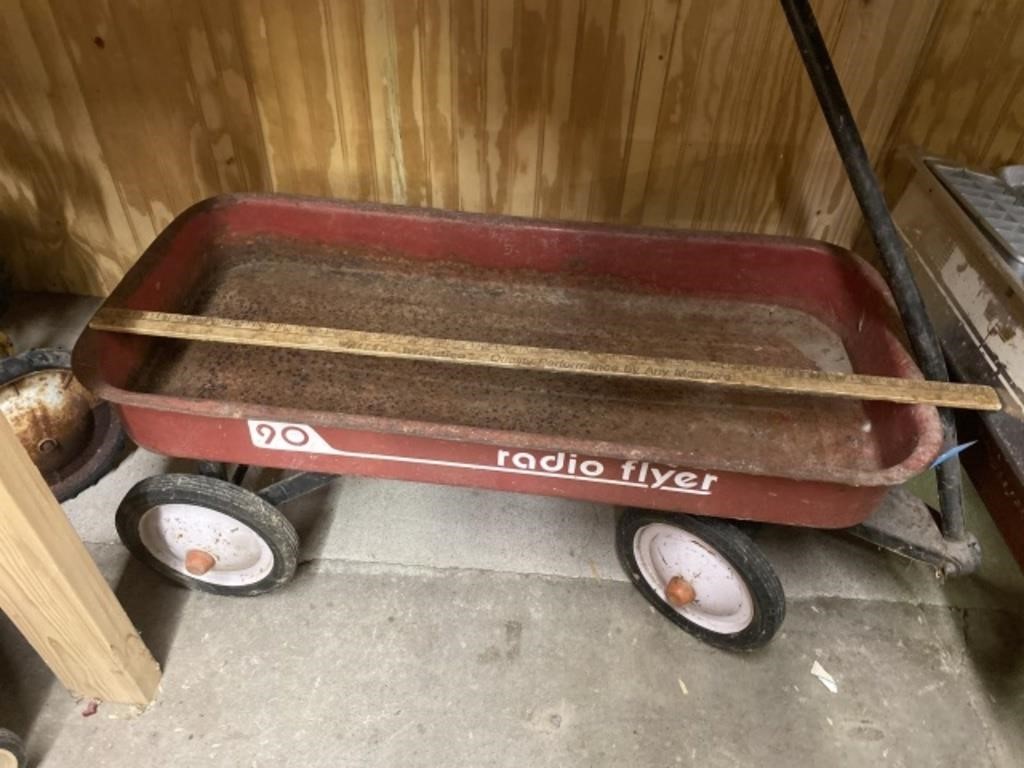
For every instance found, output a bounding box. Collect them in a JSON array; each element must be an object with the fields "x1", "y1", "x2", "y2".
[
  {"x1": 665, "y1": 576, "x2": 696, "y2": 607},
  {"x1": 185, "y1": 548, "x2": 216, "y2": 576}
]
